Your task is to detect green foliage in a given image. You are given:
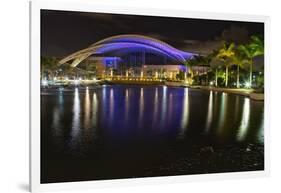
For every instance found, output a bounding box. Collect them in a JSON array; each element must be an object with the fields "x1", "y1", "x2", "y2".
[
  {"x1": 204, "y1": 35, "x2": 264, "y2": 88},
  {"x1": 41, "y1": 56, "x2": 60, "y2": 79},
  {"x1": 256, "y1": 74, "x2": 264, "y2": 88},
  {"x1": 216, "y1": 42, "x2": 235, "y2": 61},
  {"x1": 176, "y1": 71, "x2": 186, "y2": 80},
  {"x1": 239, "y1": 35, "x2": 264, "y2": 59}
]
